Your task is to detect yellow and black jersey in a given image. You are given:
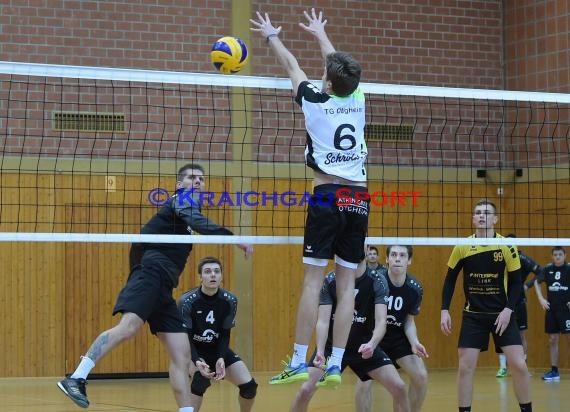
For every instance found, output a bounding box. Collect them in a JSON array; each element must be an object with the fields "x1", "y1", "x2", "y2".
[{"x1": 442, "y1": 234, "x2": 522, "y2": 314}]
